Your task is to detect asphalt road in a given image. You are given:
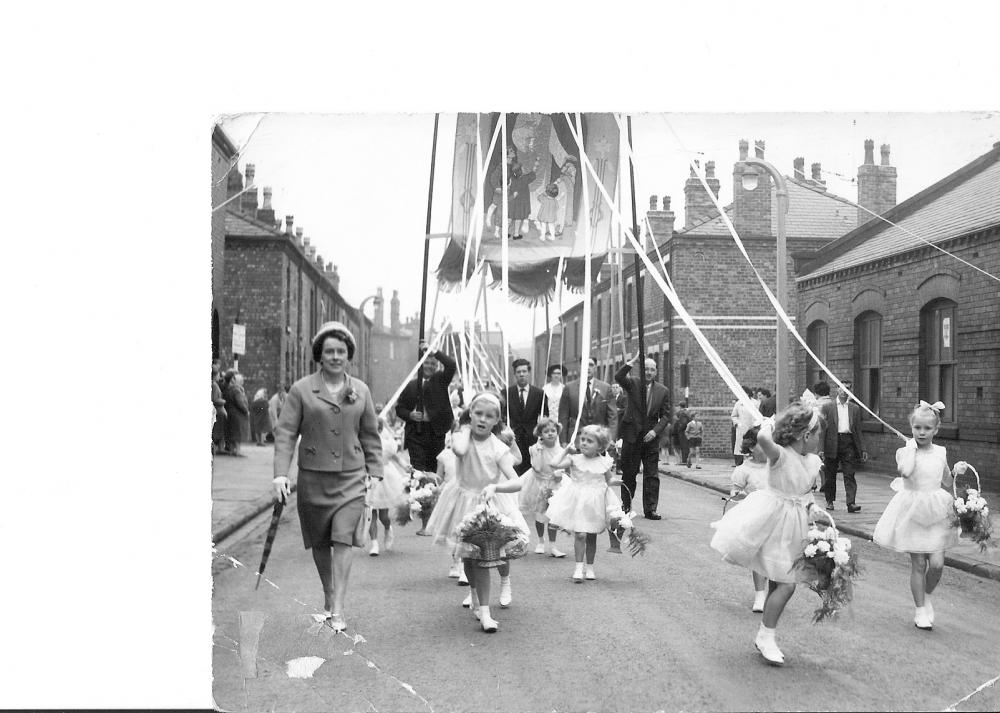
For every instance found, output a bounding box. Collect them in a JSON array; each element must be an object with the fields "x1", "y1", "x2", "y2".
[{"x1": 212, "y1": 477, "x2": 1000, "y2": 712}]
